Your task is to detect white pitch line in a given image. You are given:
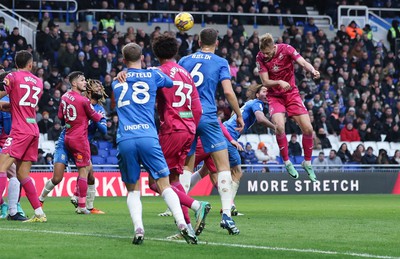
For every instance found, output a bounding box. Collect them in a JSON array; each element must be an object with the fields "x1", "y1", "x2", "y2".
[{"x1": 1, "y1": 227, "x2": 399, "y2": 259}]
